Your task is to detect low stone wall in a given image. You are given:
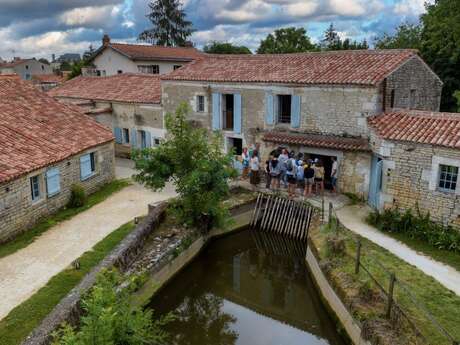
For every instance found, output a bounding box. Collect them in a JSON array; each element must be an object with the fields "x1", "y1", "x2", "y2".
[{"x1": 22, "y1": 202, "x2": 168, "y2": 345}]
